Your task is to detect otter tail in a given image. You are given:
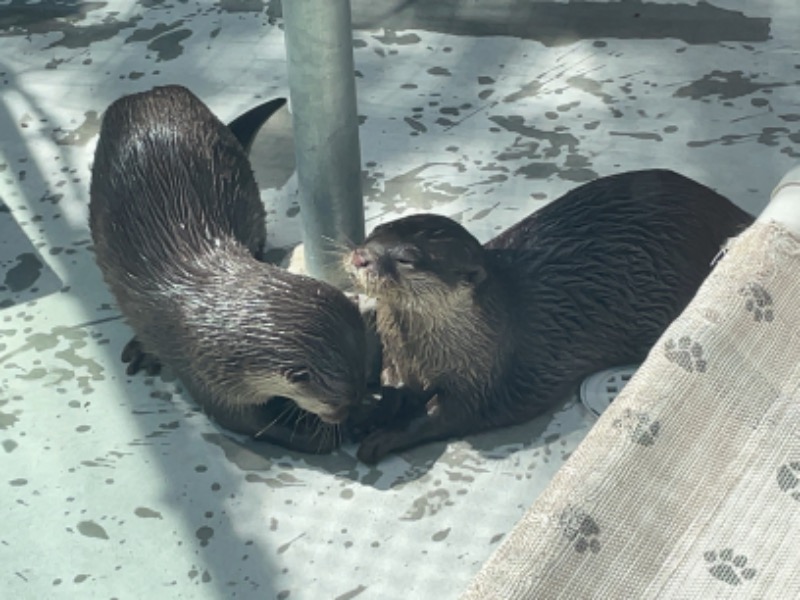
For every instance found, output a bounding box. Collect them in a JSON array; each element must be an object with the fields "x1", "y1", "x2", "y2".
[{"x1": 226, "y1": 97, "x2": 287, "y2": 155}]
